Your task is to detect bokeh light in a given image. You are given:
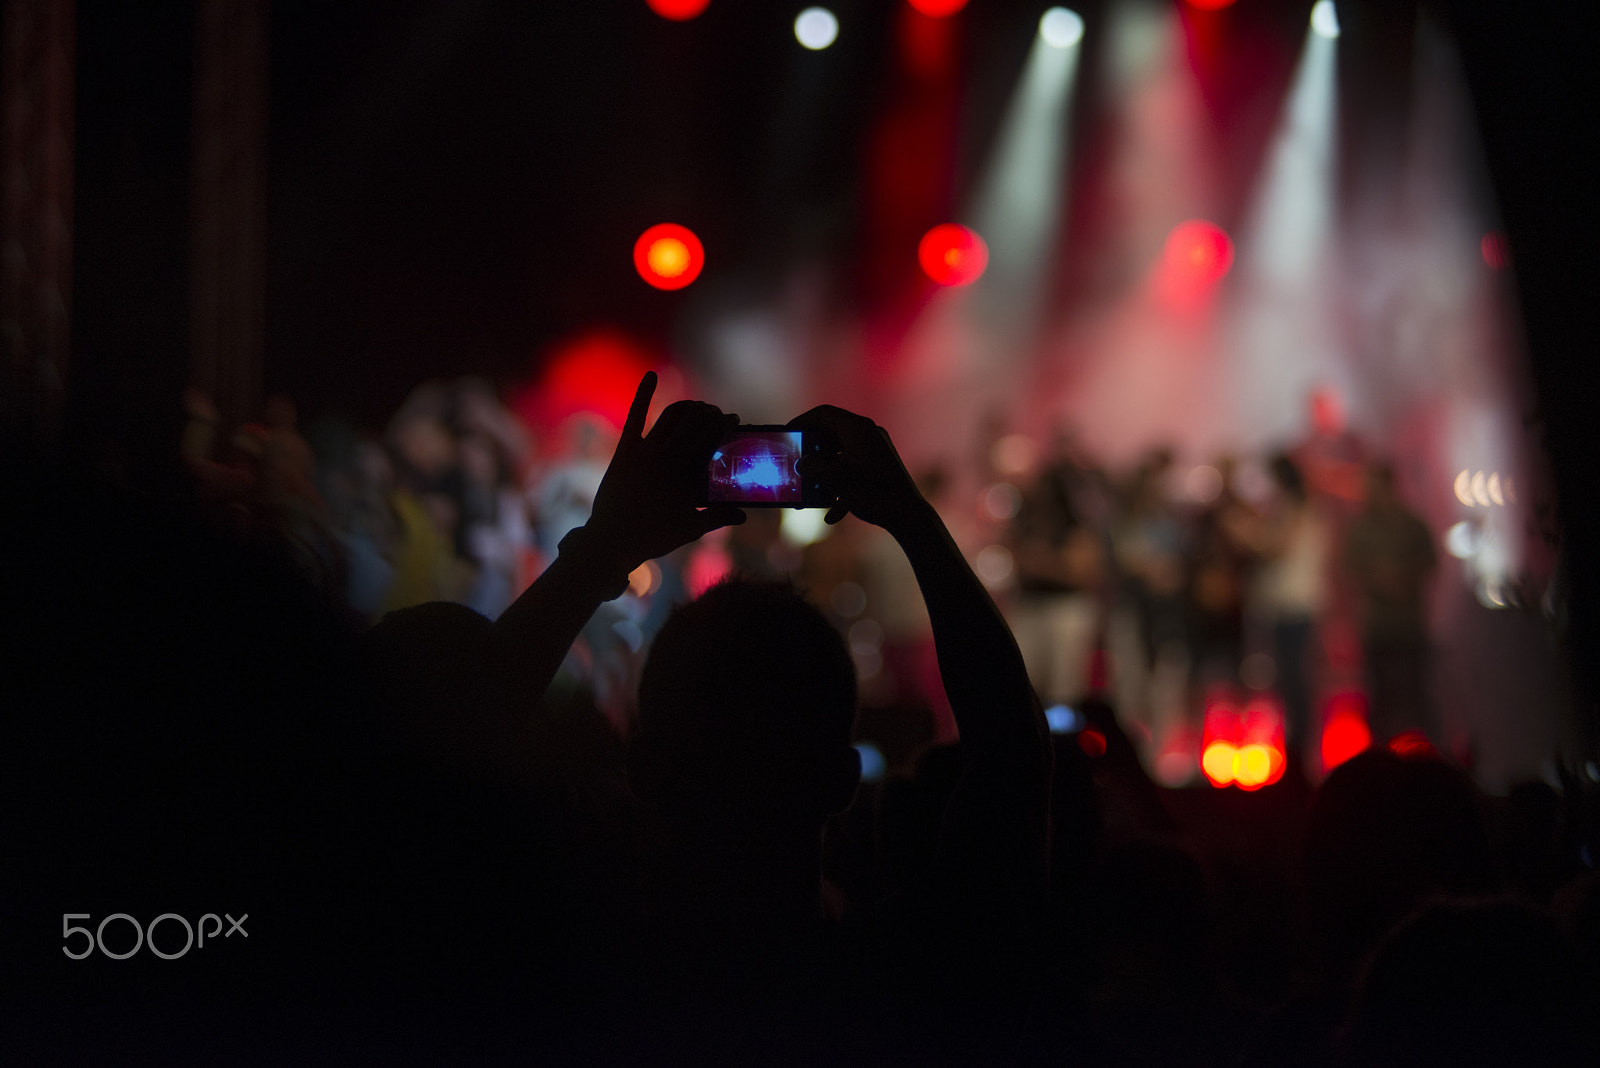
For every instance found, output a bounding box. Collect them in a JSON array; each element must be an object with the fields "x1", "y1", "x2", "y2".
[
  {"x1": 1321, "y1": 693, "x2": 1371, "y2": 772},
  {"x1": 1045, "y1": 704, "x2": 1084, "y2": 734},
  {"x1": 1184, "y1": 0, "x2": 1237, "y2": 9},
  {"x1": 905, "y1": 0, "x2": 967, "y2": 16},
  {"x1": 1240, "y1": 652, "x2": 1276, "y2": 690},
  {"x1": 981, "y1": 482, "x2": 1022, "y2": 521},
  {"x1": 794, "y1": 7, "x2": 838, "y2": 50},
  {"x1": 975, "y1": 544, "x2": 1014, "y2": 586},
  {"x1": 628, "y1": 561, "x2": 662, "y2": 598},
  {"x1": 1481, "y1": 230, "x2": 1510, "y2": 269},
  {"x1": 918, "y1": 223, "x2": 989, "y2": 286},
  {"x1": 511, "y1": 329, "x2": 657, "y2": 433},
  {"x1": 645, "y1": 0, "x2": 711, "y2": 20},
  {"x1": 1078, "y1": 729, "x2": 1107, "y2": 758},
  {"x1": 1153, "y1": 748, "x2": 1197, "y2": 787},
  {"x1": 991, "y1": 434, "x2": 1039, "y2": 476},
  {"x1": 1310, "y1": 0, "x2": 1340, "y2": 39},
  {"x1": 1445, "y1": 520, "x2": 1478, "y2": 560},
  {"x1": 634, "y1": 223, "x2": 705, "y2": 290},
  {"x1": 831, "y1": 580, "x2": 867, "y2": 618},
  {"x1": 1038, "y1": 7, "x2": 1084, "y2": 49},
  {"x1": 780, "y1": 508, "x2": 829, "y2": 547},
  {"x1": 1202, "y1": 692, "x2": 1287, "y2": 788},
  {"x1": 1202, "y1": 741, "x2": 1239, "y2": 786},
  {"x1": 1164, "y1": 220, "x2": 1235, "y2": 285},
  {"x1": 855, "y1": 742, "x2": 887, "y2": 783},
  {"x1": 849, "y1": 618, "x2": 884, "y2": 655},
  {"x1": 1234, "y1": 744, "x2": 1275, "y2": 789}
]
